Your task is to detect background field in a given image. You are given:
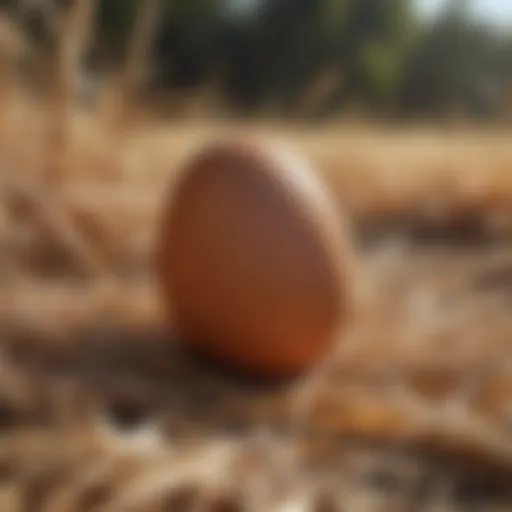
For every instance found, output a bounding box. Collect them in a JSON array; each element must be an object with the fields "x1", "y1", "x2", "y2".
[{"x1": 1, "y1": 114, "x2": 512, "y2": 510}]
